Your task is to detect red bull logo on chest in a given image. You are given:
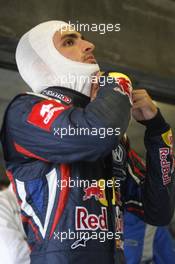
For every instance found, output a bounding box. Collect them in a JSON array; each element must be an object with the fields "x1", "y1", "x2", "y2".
[
  {"x1": 83, "y1": 186, "x2": 105, "y2": 201},
  {"x1": 76, "y1": 207, "x2": 108, "y2": 231}
]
